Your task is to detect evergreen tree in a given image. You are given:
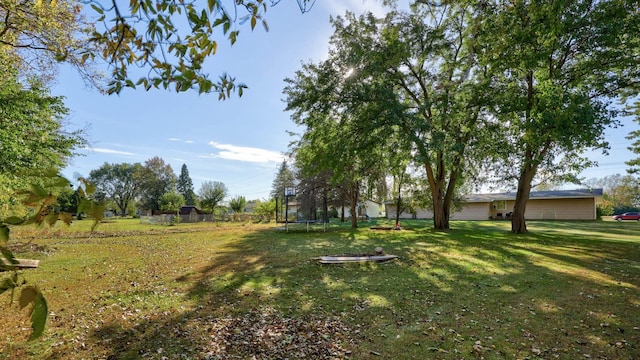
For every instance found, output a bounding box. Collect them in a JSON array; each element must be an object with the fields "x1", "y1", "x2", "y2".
[
  {"x1": 177, "y1": 164, "x2": 196, "y2": 205},
  {"x1": 270, "y1": 160, "x2": 295, "y2": 199}
]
